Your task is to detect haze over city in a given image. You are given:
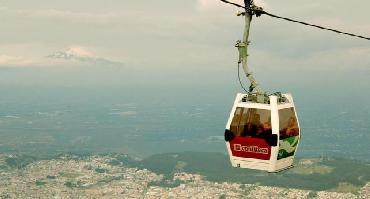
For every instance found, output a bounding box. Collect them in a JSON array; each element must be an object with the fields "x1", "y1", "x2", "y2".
[{"x1": 0, "y1": 0, "x2": 369, "y2": 198}]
